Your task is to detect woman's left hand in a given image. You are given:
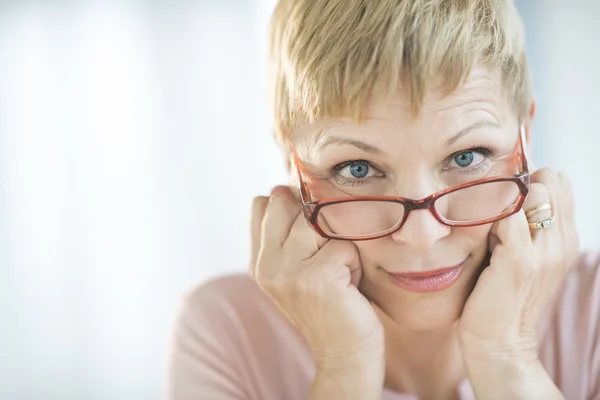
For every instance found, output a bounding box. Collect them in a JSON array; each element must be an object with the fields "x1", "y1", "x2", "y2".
[{"x1": 457, "y1": 168, "x2": 579, "y2": 399}]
